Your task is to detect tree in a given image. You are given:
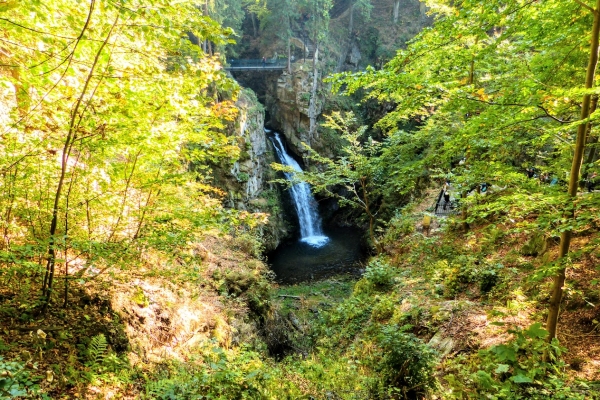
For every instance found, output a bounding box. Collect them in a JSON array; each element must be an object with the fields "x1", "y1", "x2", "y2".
[
  {"x1": 257, "y1": 0, "x2": 299, "y2": 72},
  {"x1": 0, "y1": 0, "x2": 248, "y2": 310},
  {"x1": 331, "y1": 0, "x2": 600, "y2": 340},
  {"x1": 546, "y1": 0, "x2": 600, "y2": 342}
]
